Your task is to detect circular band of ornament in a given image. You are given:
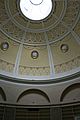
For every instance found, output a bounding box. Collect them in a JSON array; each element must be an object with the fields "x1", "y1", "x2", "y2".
[
  {"x1": 5, "y1": 0, "x2": 67, "y2": 32},
  {"x1": 4, "y1": 0, "x2": 80, "y2": 46}
]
